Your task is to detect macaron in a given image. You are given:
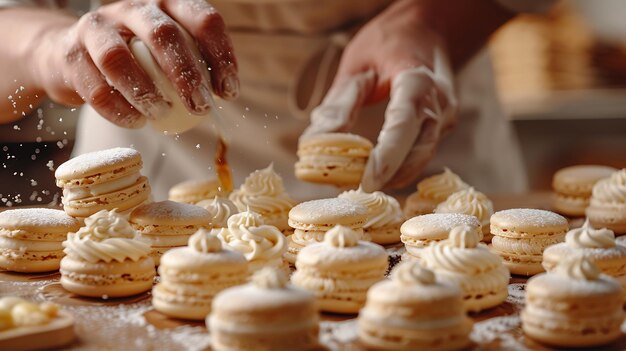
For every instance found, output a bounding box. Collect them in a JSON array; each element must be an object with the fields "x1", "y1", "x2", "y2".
[
  {"x1": 286, "y1": 198, "x2": 368, "y2": 264},
  {"x1": 552, "y1": 165, "x2": 616, "y2": 217},
  {"x1": 522, "y1": 255, "x2": 624, "y2": 348},
  {"x1": 129, "y1": 200, "x2": 211, "y2": 265},
  {"x1": 208, "y1": 268, "x2": 320, "y2": 351},
  {"x1": 490, "y1": 208, "x2": 568, "y2": 276},
  {"x1": 229, "y1": 164, "x2": 296, "y2": 233},
  {"x1": 543, "y1": 219, "x2": 626, "y2": 291},
  {"x1": 196, "y1": 196, "x2": 239, "y2": 228},
  {"x1": 295, "y1": 132, "x2": 373, "y2": 187},
  {"x1": 291, "y1": 225, "x2": 388, "y2": 314},
  {"x1": 434, "y1": 187, "x2": 494, "y2": 242},
  {"x1": 586, "y1": 168, "x2": 626, "y2": 235},
  {"x1": 55, "y1": 147, "x2": 151, "y2": 218},
  {"x1": 60, "y1": 210, "x2": 155, "y2": 298},
  {"x1": 168, "y1": 178, "x2": 223, "y2": 204},
  {"x1": 422, "y1": 225, "x2": 510, "y2": 312},
  {"x1": 338, "y1": 187, "x2": 405, "y2": 245},
  {"x1": 403, "y1": 168, "x2": 469, "y2": 217},
  {"x1": 152, "y1": 229, "x2": 249, "y2": 320},
  {"x1": 400, "y1": 213, "x2": 481, "y2": 262},
  {"x1": 0, "y1": 208, "x2": 80, "y2": 273},
  {"x1": 358, "y1": 262, "x2": 473, "y2": 351}
]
